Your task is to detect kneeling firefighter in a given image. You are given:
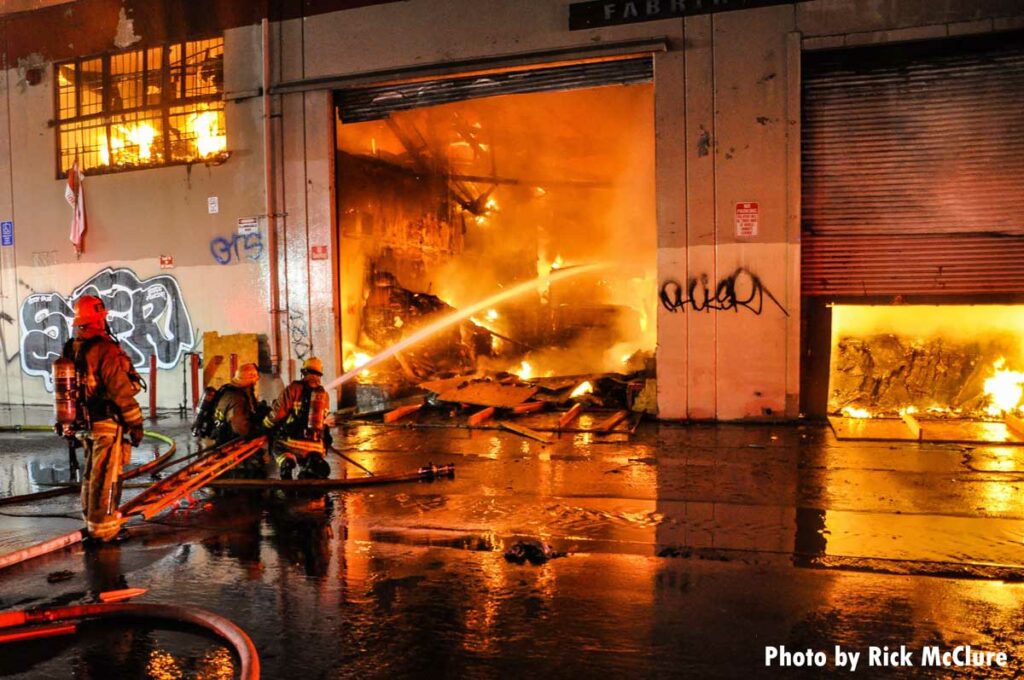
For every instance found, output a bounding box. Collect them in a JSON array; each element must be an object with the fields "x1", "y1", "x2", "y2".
[
  {"x1": 262, "y1": 357, "x2": 332, "y2": 479},
  {"x1": 52, "y1": 295, "x2": 145, "y2": 542},
  {"x1": 192, "y1": 363, "x2": 269, "y2": 478}
]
